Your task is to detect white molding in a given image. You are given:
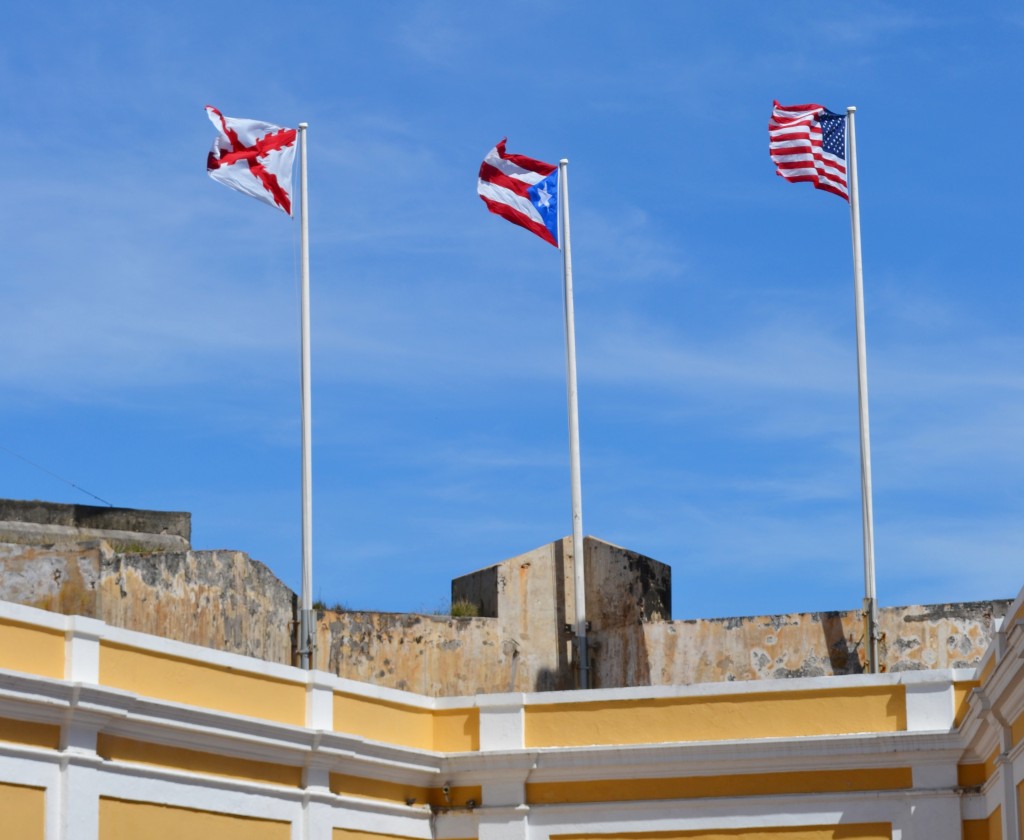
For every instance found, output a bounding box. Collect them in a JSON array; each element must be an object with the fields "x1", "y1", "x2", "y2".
[
  {"x1": 479, "y1": 699, "x2": 525, "y2": 752},
  {"x1": 905, "y1": 679, "x2": 955, "y2": 732},
  {"x1": 307, "y1": 673, "x2": 335, "y2": 730},
  {"x1": 64, "y1": 616, "x2": 104, "y2": 684}
]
